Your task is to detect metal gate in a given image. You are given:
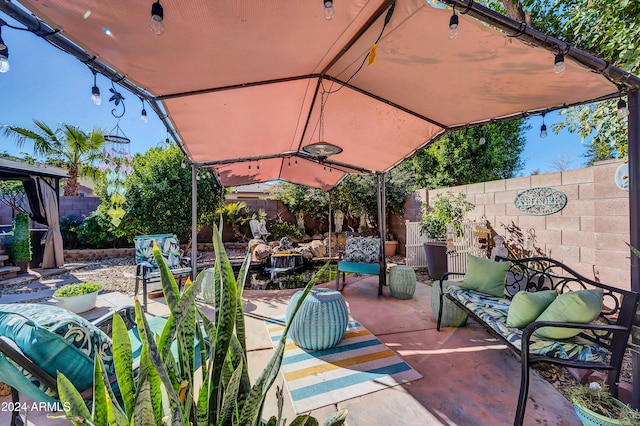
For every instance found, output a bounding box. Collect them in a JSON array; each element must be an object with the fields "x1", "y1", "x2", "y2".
[{"x1": 405, "y1": 220, "x2": 487, "y2": 273}]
